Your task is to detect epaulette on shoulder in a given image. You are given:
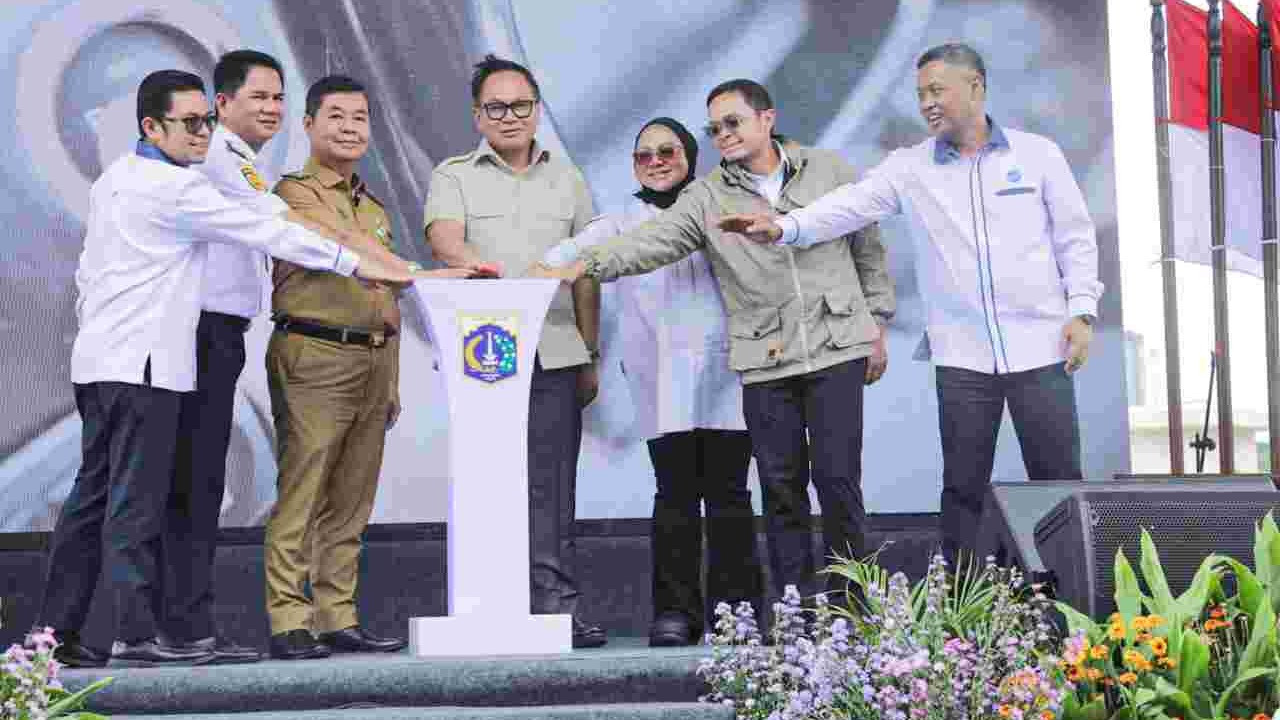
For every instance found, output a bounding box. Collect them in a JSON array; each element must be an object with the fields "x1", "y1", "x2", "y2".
[
  {"x1": 279, "y1": 171, "x2": 312, "y2": 182},
  {"x1": 438, "y1": 151, "x2": 475, "y2": 168}
]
